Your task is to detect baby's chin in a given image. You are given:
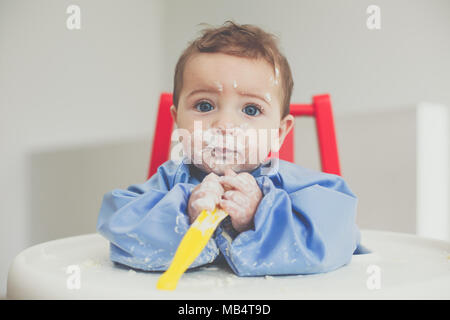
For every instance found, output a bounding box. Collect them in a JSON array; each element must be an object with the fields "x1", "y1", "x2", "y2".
[{"x1": 193, "y1": 162, "x2": 260, "y2": 176}]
